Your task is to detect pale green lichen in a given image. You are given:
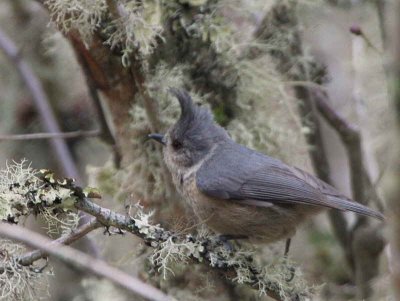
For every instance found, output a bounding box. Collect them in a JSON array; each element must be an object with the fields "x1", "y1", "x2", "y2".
[
  {"x1": 0, "y1": 161, "x2": 80, "y2": 236},
  {"x1": 41, "y1": 208, "x2": 80, "y2": 236},
  {"x1": 37, "y1": 185, "x2": 74, "y2": 206},
  {"x1": 86, "y1": 160, "x2": 121, "y2": 199},
  {"x1": 0, "y1": 240, "x2": 53, "y2": 301},
  {"x1": 135, "y1": 206, "x2": 158, "y2": 236},
  {"x1": 151, "y1": 237, "x2": 193, "y2": 278},
  {"x1": 170, "y1": 2, "x2": 234, "y2": 54},
  {"x1": 125, "y1": 203, "x2": 168, "y2": 244},
  {"x1": 228, "y1": 56, "x2": 308, "y2": 165},
  {"x1": 45, "y1": 0, "x2": 164, "y2": 66},
  {"x1": 257, "y1": 258, "x2": 313, "y2": 299},
  {"x1": 44, "y1": 0, "x2": 107, "y2": 42},
  {"x1": 0, "y1": 161, "x2": 313, "y2": 299},
  {"x1": 104, "y1": 0, "x2": 164, "y2": 66},
  {"x1": 149, "y1": 231, "x2": 314, "y2": 300},
  {"x1": 0, "y1": 160, "x2": 39, "y2": 223}
]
